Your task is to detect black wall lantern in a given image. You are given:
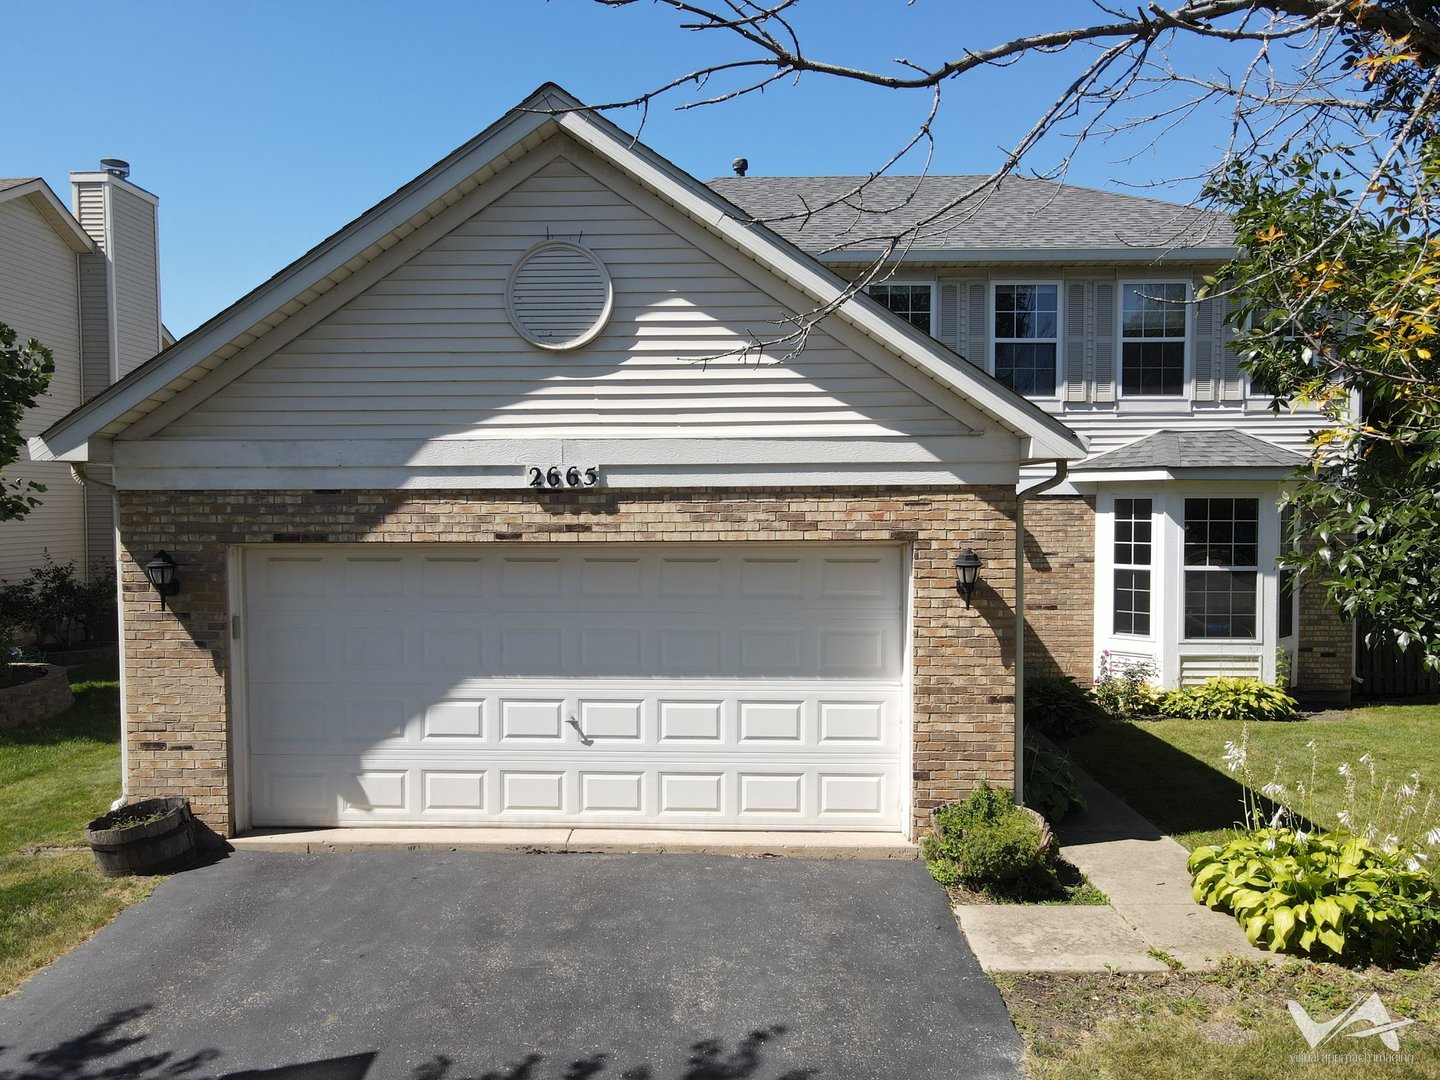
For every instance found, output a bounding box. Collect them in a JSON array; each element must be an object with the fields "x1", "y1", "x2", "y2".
[
  {"x1": 143, "y1": 551, "x2": 180, "y2": 598},
  {"x1": 954, "y1": 548, "x2": 982, "y2": 608}
]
